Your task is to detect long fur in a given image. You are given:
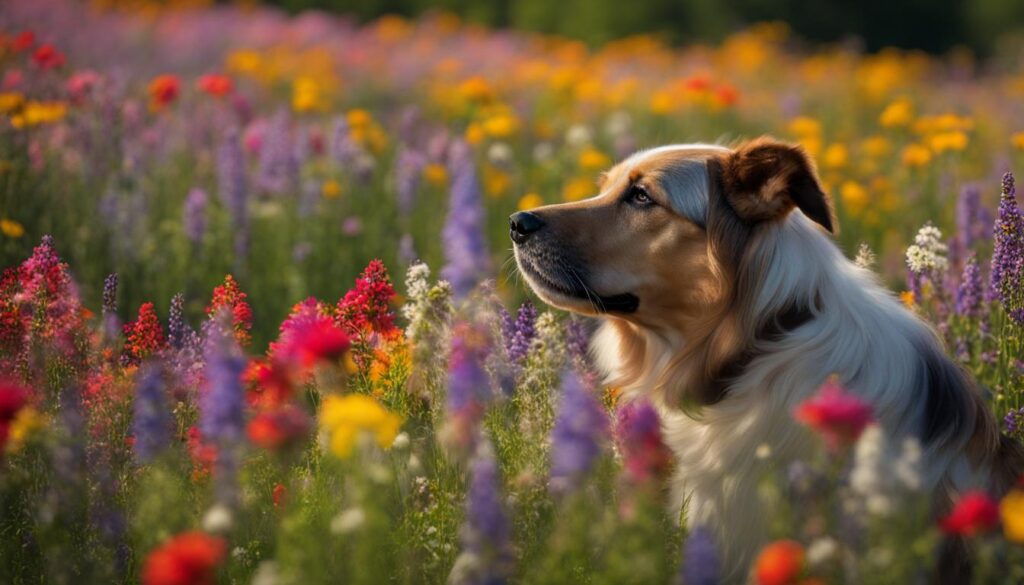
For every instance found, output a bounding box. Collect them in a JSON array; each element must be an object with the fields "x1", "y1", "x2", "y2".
[{"x1": 585, "y1": 146, "x2": 1016, "y2": 582}]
